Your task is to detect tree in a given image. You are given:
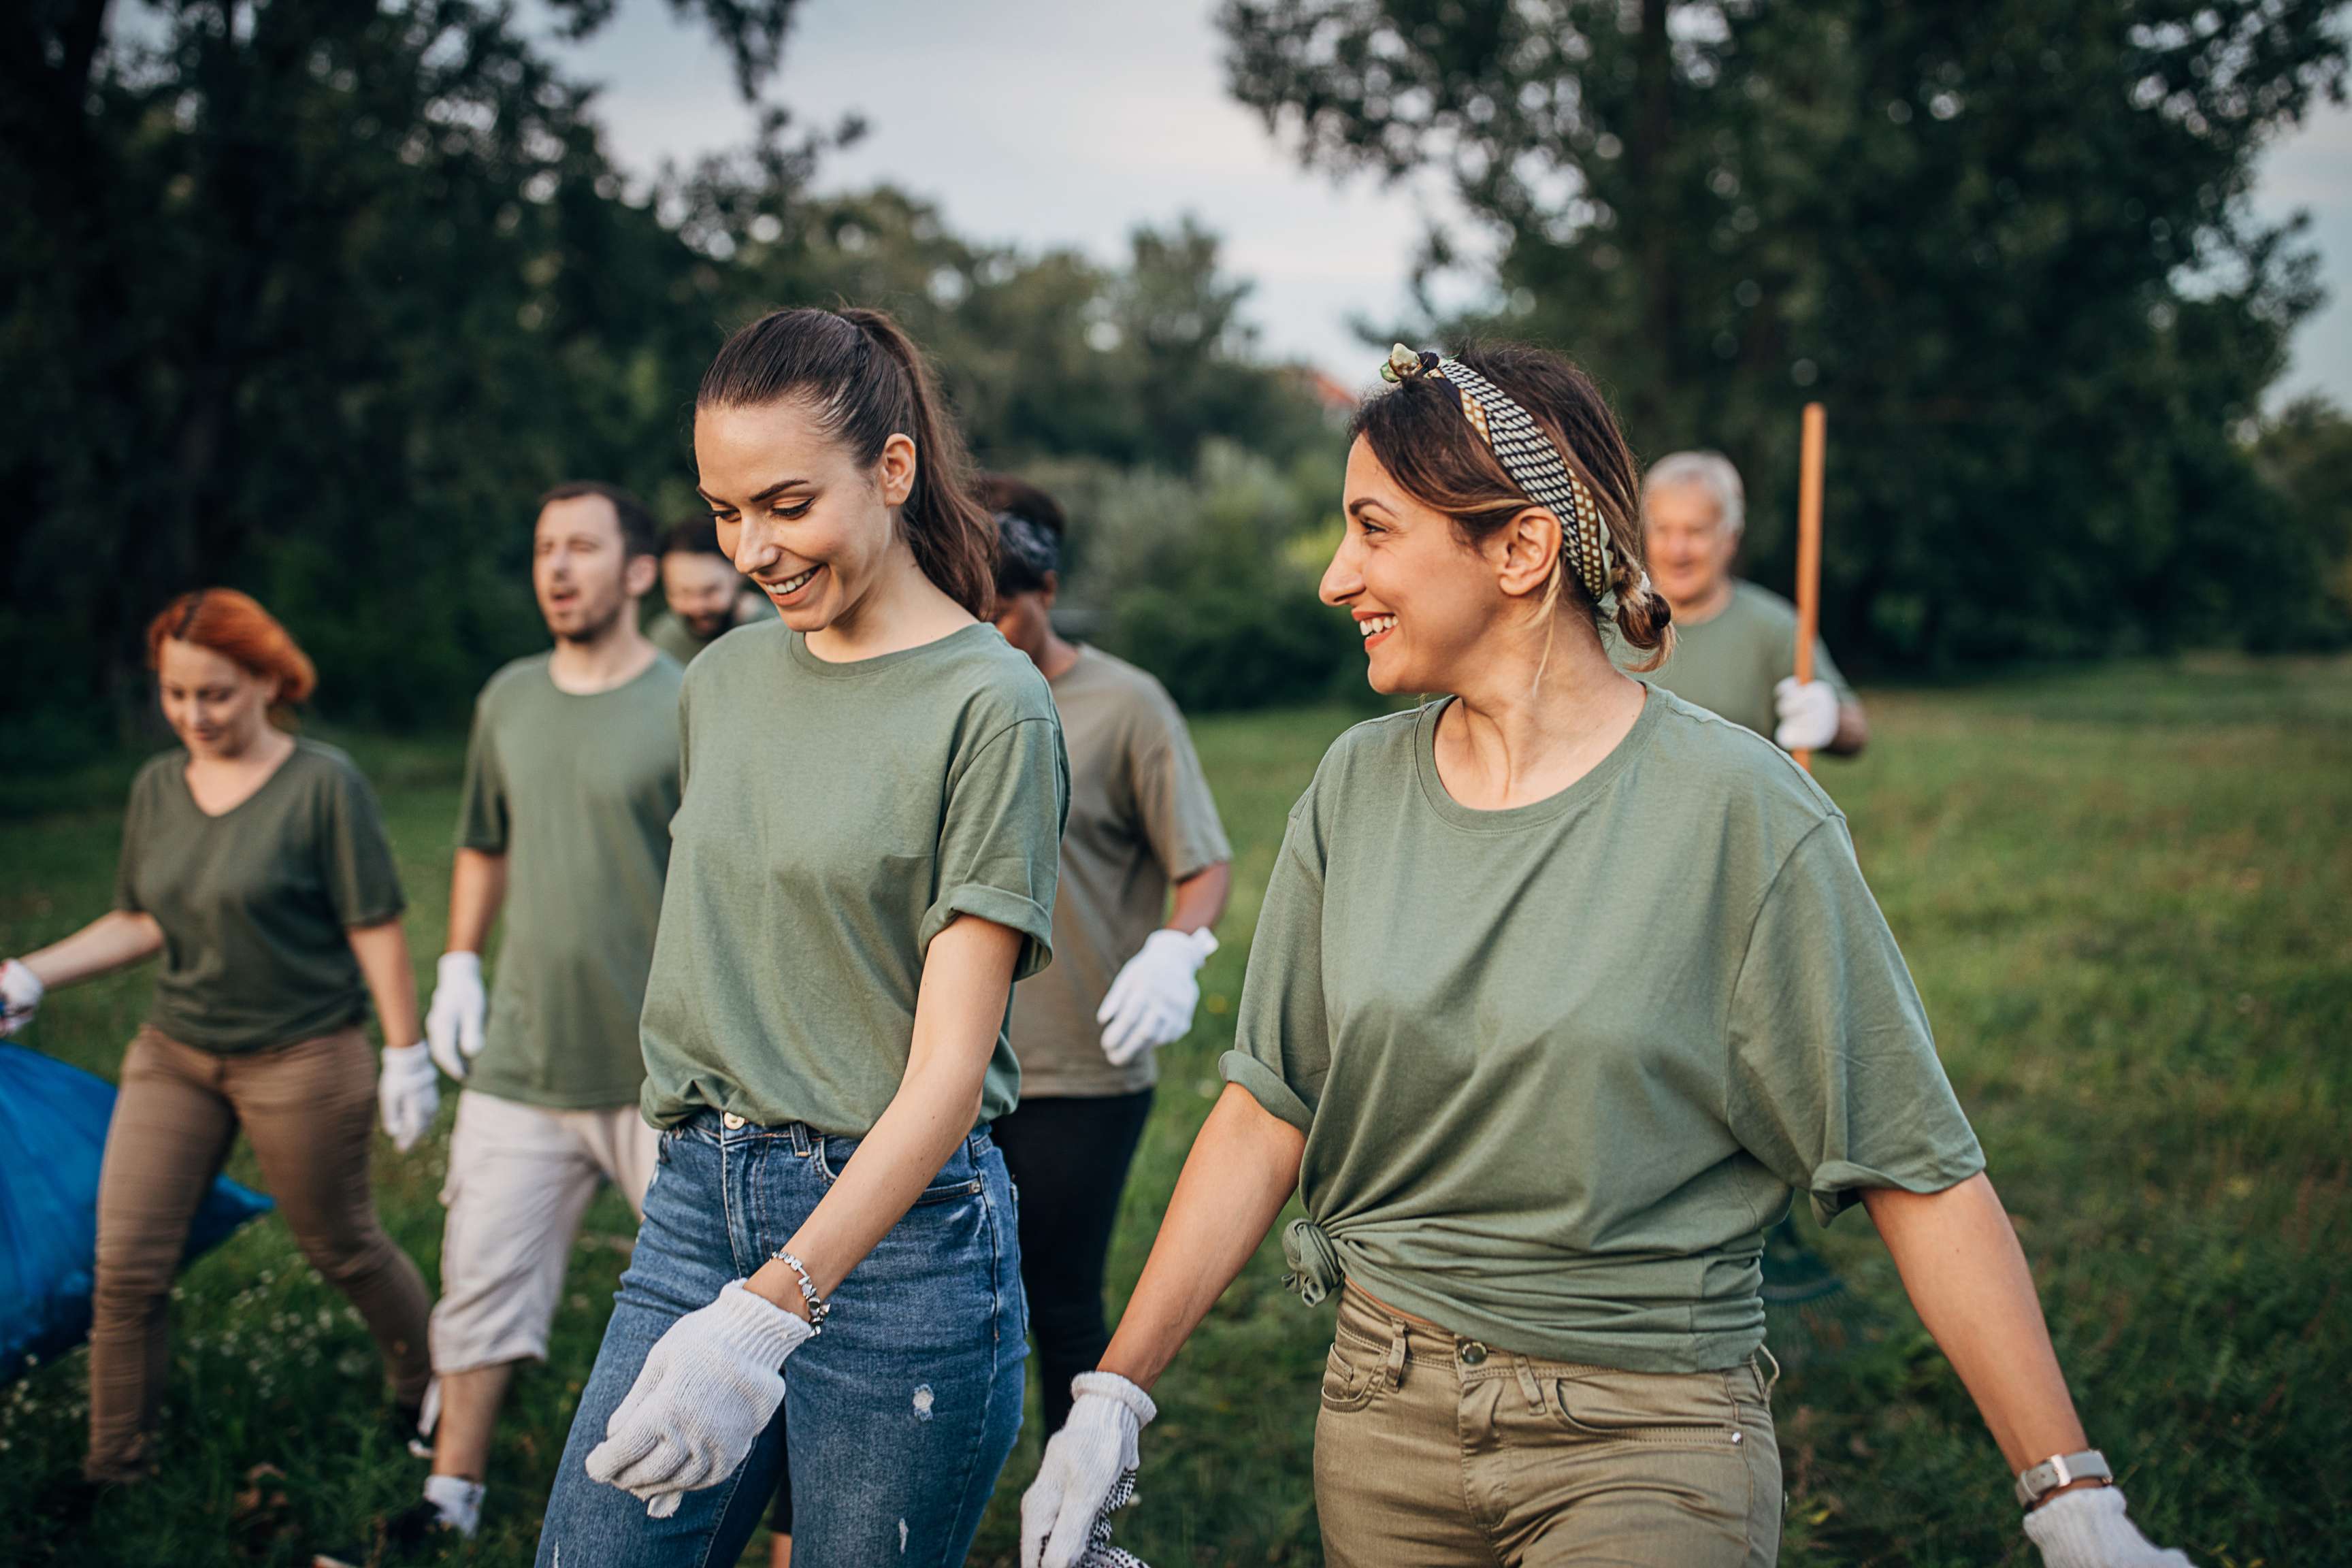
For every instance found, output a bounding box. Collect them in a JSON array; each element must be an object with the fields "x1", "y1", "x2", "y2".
[{"x1": 1222, "y1": 0, "x2": 2351, "y2": 664}]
